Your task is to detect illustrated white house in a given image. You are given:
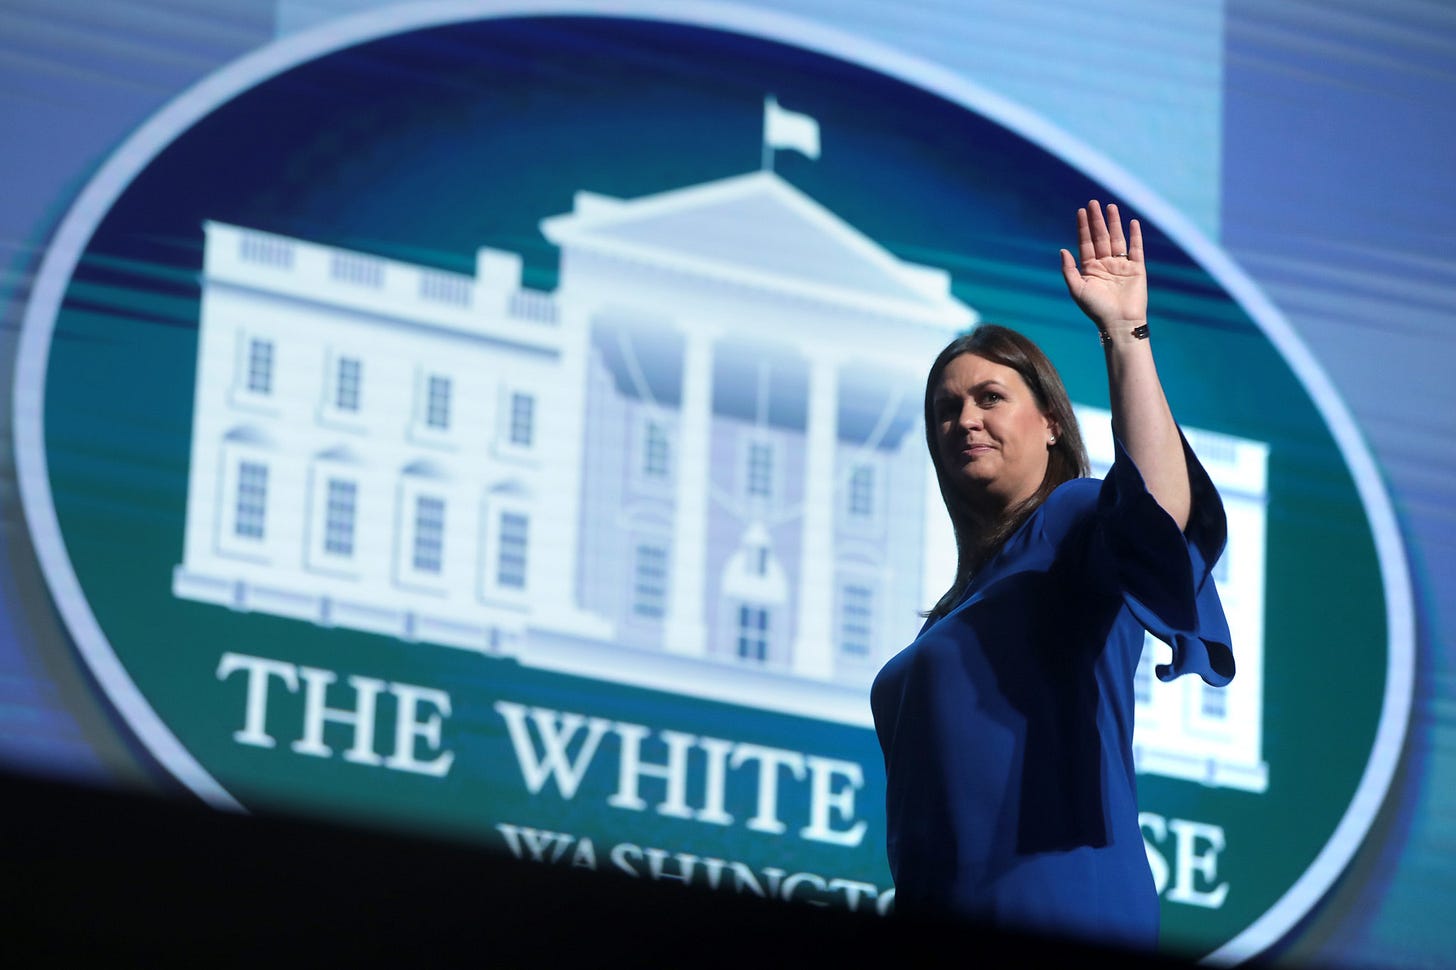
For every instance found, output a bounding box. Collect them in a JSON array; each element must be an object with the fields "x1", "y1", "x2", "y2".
[{"x1": 174, "y1": 168, "x2": 1268, "y2": 790}]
